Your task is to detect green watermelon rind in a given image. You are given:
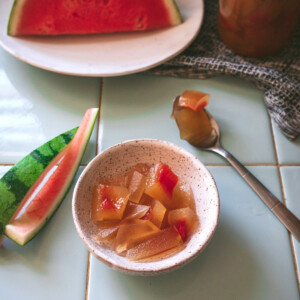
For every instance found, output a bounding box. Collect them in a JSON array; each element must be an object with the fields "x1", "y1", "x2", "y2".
[
  {"x1": 6, "y1": 0, "x2": 16, "y2": 35},
  {"x1": 164, "y1": 0, "x2": 183, "y2": 25},
  {"x1": 5, "y1": 108, "x2": 98, "y2": 246},
  {"x1": 7, "y1": 0, "x2": 24, "y2": 36},
  {"x1": 0, "y1": 127, "x2": 78, "y2": 239}
]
